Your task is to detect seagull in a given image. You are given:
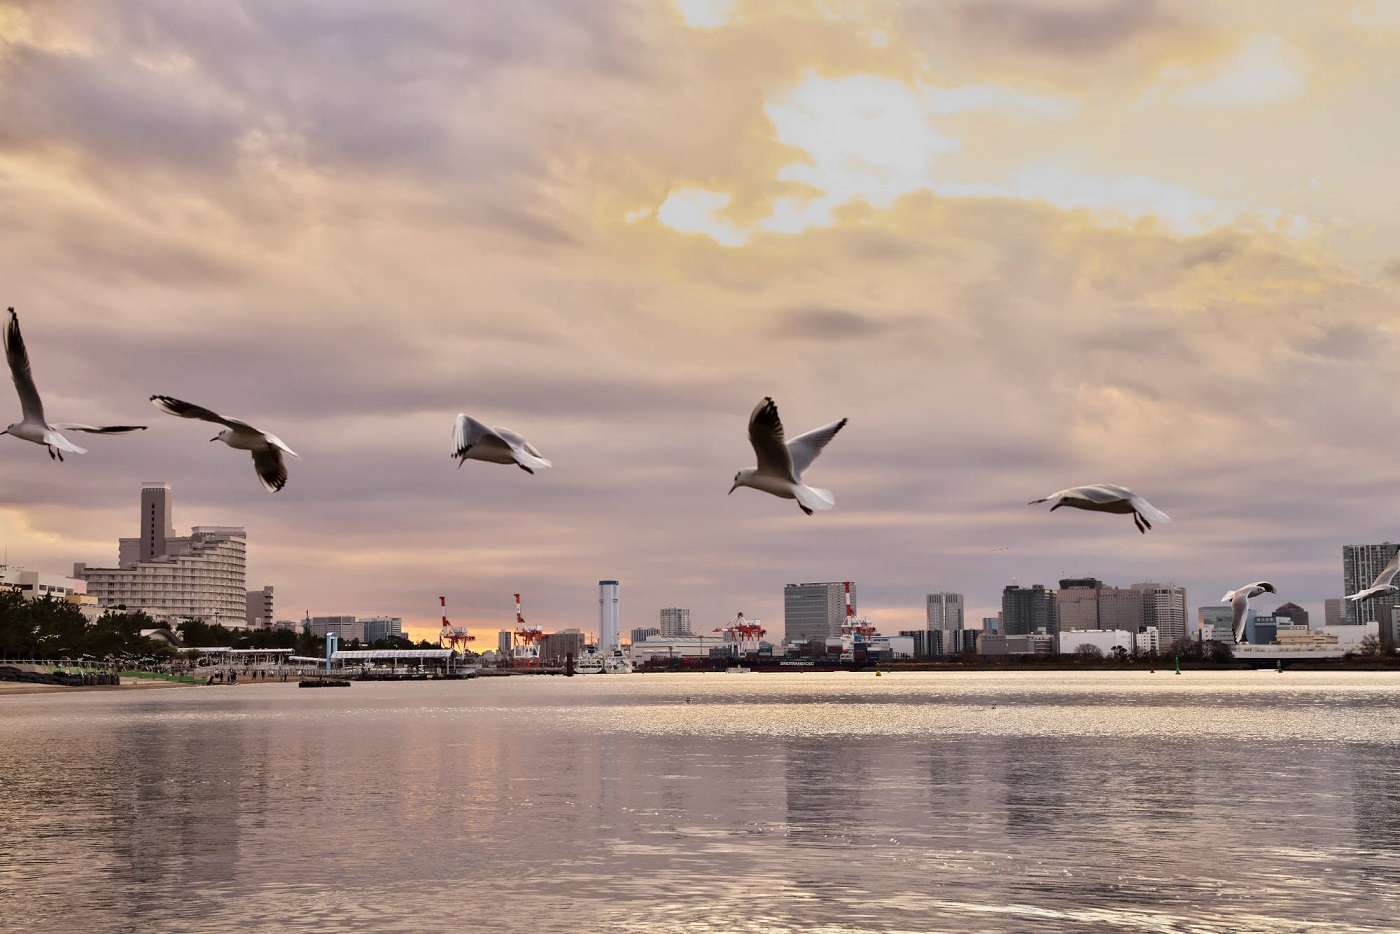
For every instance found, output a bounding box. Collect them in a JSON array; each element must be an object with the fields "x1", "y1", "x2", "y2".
[
  {"x1": 1221, "y1": 581, "x2": 1276, "y2": 644},
  {"x1": 1028, "y1": 483, "x2": 1171, "y2": 534},
  {"x1": 1347, "y1": 550, "x2": 1400, "y2": 603},
  {"x1": 451, "y1": 415, "x2": 551, "y2": 474},
  {"x1": 730, "y1": 397, "x2": 847, "y2": 516},
  {"x1": 3, "y1": 306, "x2": 146, "y2": 460},
  {"x1": 149, "y1": 394, "x2": 300, "y2": 491}
]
